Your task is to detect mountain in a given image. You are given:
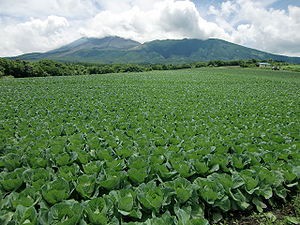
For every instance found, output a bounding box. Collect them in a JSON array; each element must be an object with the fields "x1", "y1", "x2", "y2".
[
  {"x1": 16, "y1": 36, "x2": 141, "y2": 63},
  {"x1": 14, "y1": 36, "x2": 300, "y2": 64}
]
